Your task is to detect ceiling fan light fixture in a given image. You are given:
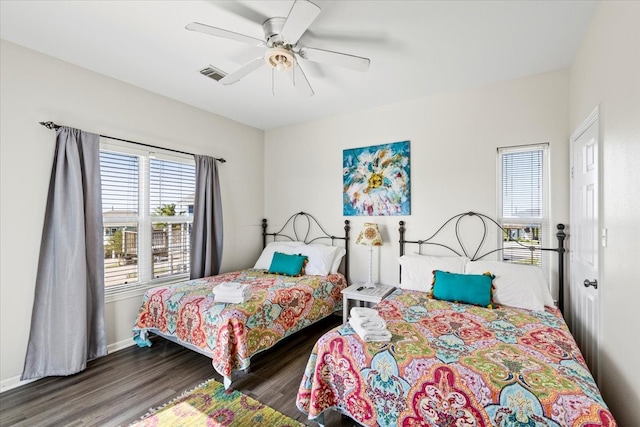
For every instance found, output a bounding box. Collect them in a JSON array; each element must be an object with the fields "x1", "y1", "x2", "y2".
[{"x1": 265, "y1": 47, "x2": 294, "y2": 71}]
